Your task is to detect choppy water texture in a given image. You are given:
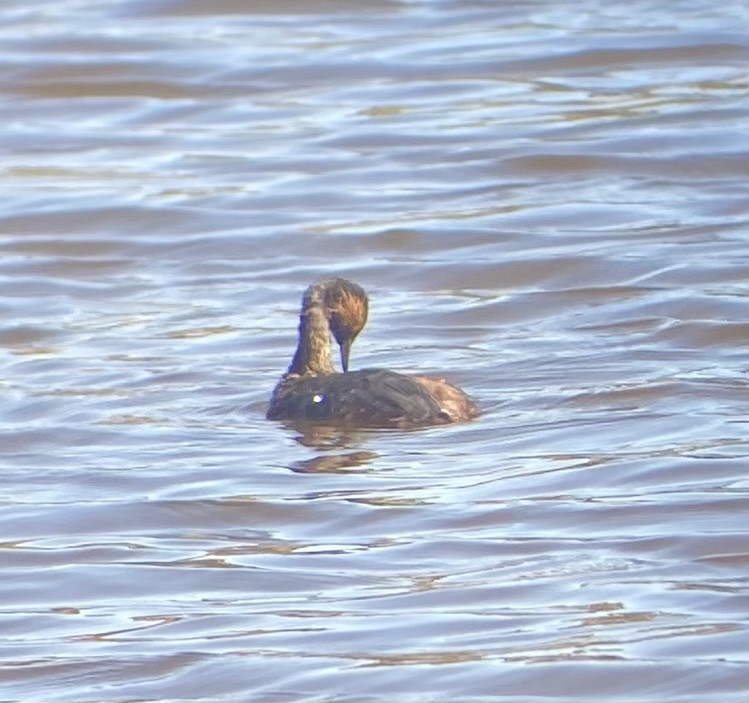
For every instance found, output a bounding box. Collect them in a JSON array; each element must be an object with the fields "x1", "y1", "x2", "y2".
[{"x1": 0, "y1": 1, "x2": 747, "y2": 701}]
